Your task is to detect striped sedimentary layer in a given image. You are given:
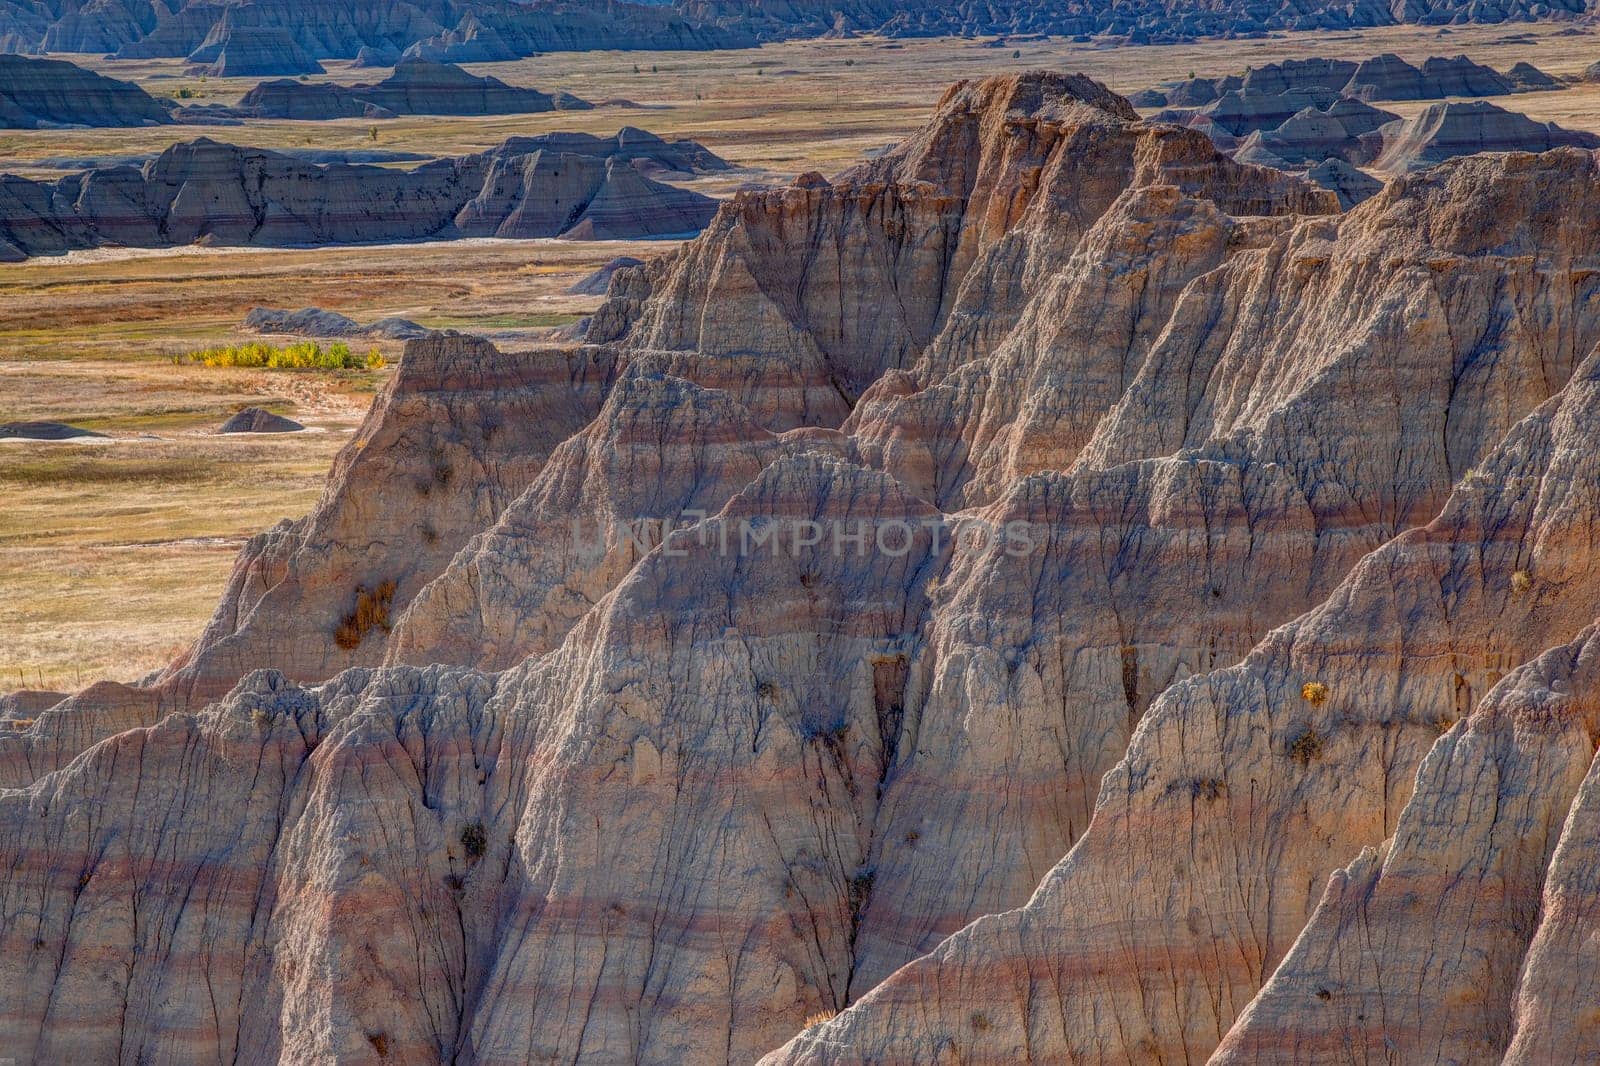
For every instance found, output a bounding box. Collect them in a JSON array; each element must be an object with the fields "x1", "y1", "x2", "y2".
[
  {"x1": 8, "y1": 72, "x2": 1600, "y2": 1063},
  {"x1": 0, "y1": 131, "x2": 722, "y2": 260}
]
